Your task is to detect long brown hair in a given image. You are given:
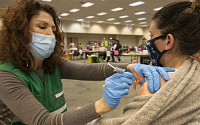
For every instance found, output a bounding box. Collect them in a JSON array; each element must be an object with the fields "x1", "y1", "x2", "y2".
[{"x1": 0, "y1": 0, "x2": 64, "y2": 73}]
